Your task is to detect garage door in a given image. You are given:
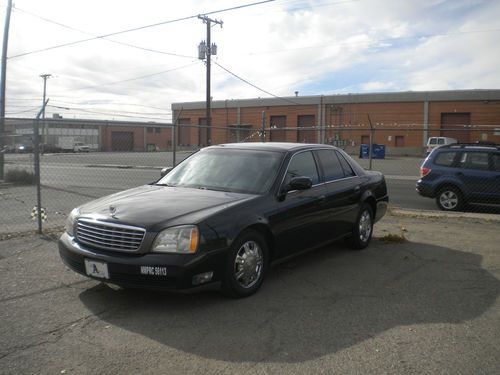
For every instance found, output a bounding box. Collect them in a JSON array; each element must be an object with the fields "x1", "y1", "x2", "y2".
[
  {"x1": 178, "y1": 118, "x2": 191, "y2": 146},
  {"x1": 441, "y1": 113, "x2": 470, "y2": 143},
  {"x1": 111, "y1": 132, "x2": 134, "y2": 151},
  {"x1": 270, "y1": 115, "x2": 287, "y2": 142},
  {"x1": 297, "y1": 115, "x2": 316, "y2": 143}
]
